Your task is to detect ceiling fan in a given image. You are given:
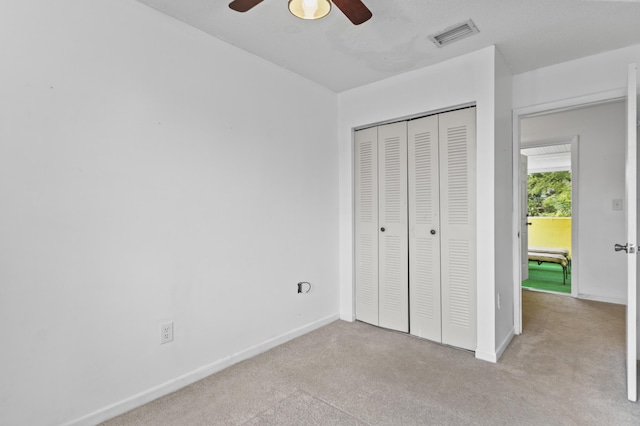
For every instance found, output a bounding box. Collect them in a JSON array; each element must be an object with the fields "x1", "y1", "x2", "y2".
[{"x1": 229, "y1": 0, "x2": 372, "y2": 25}]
